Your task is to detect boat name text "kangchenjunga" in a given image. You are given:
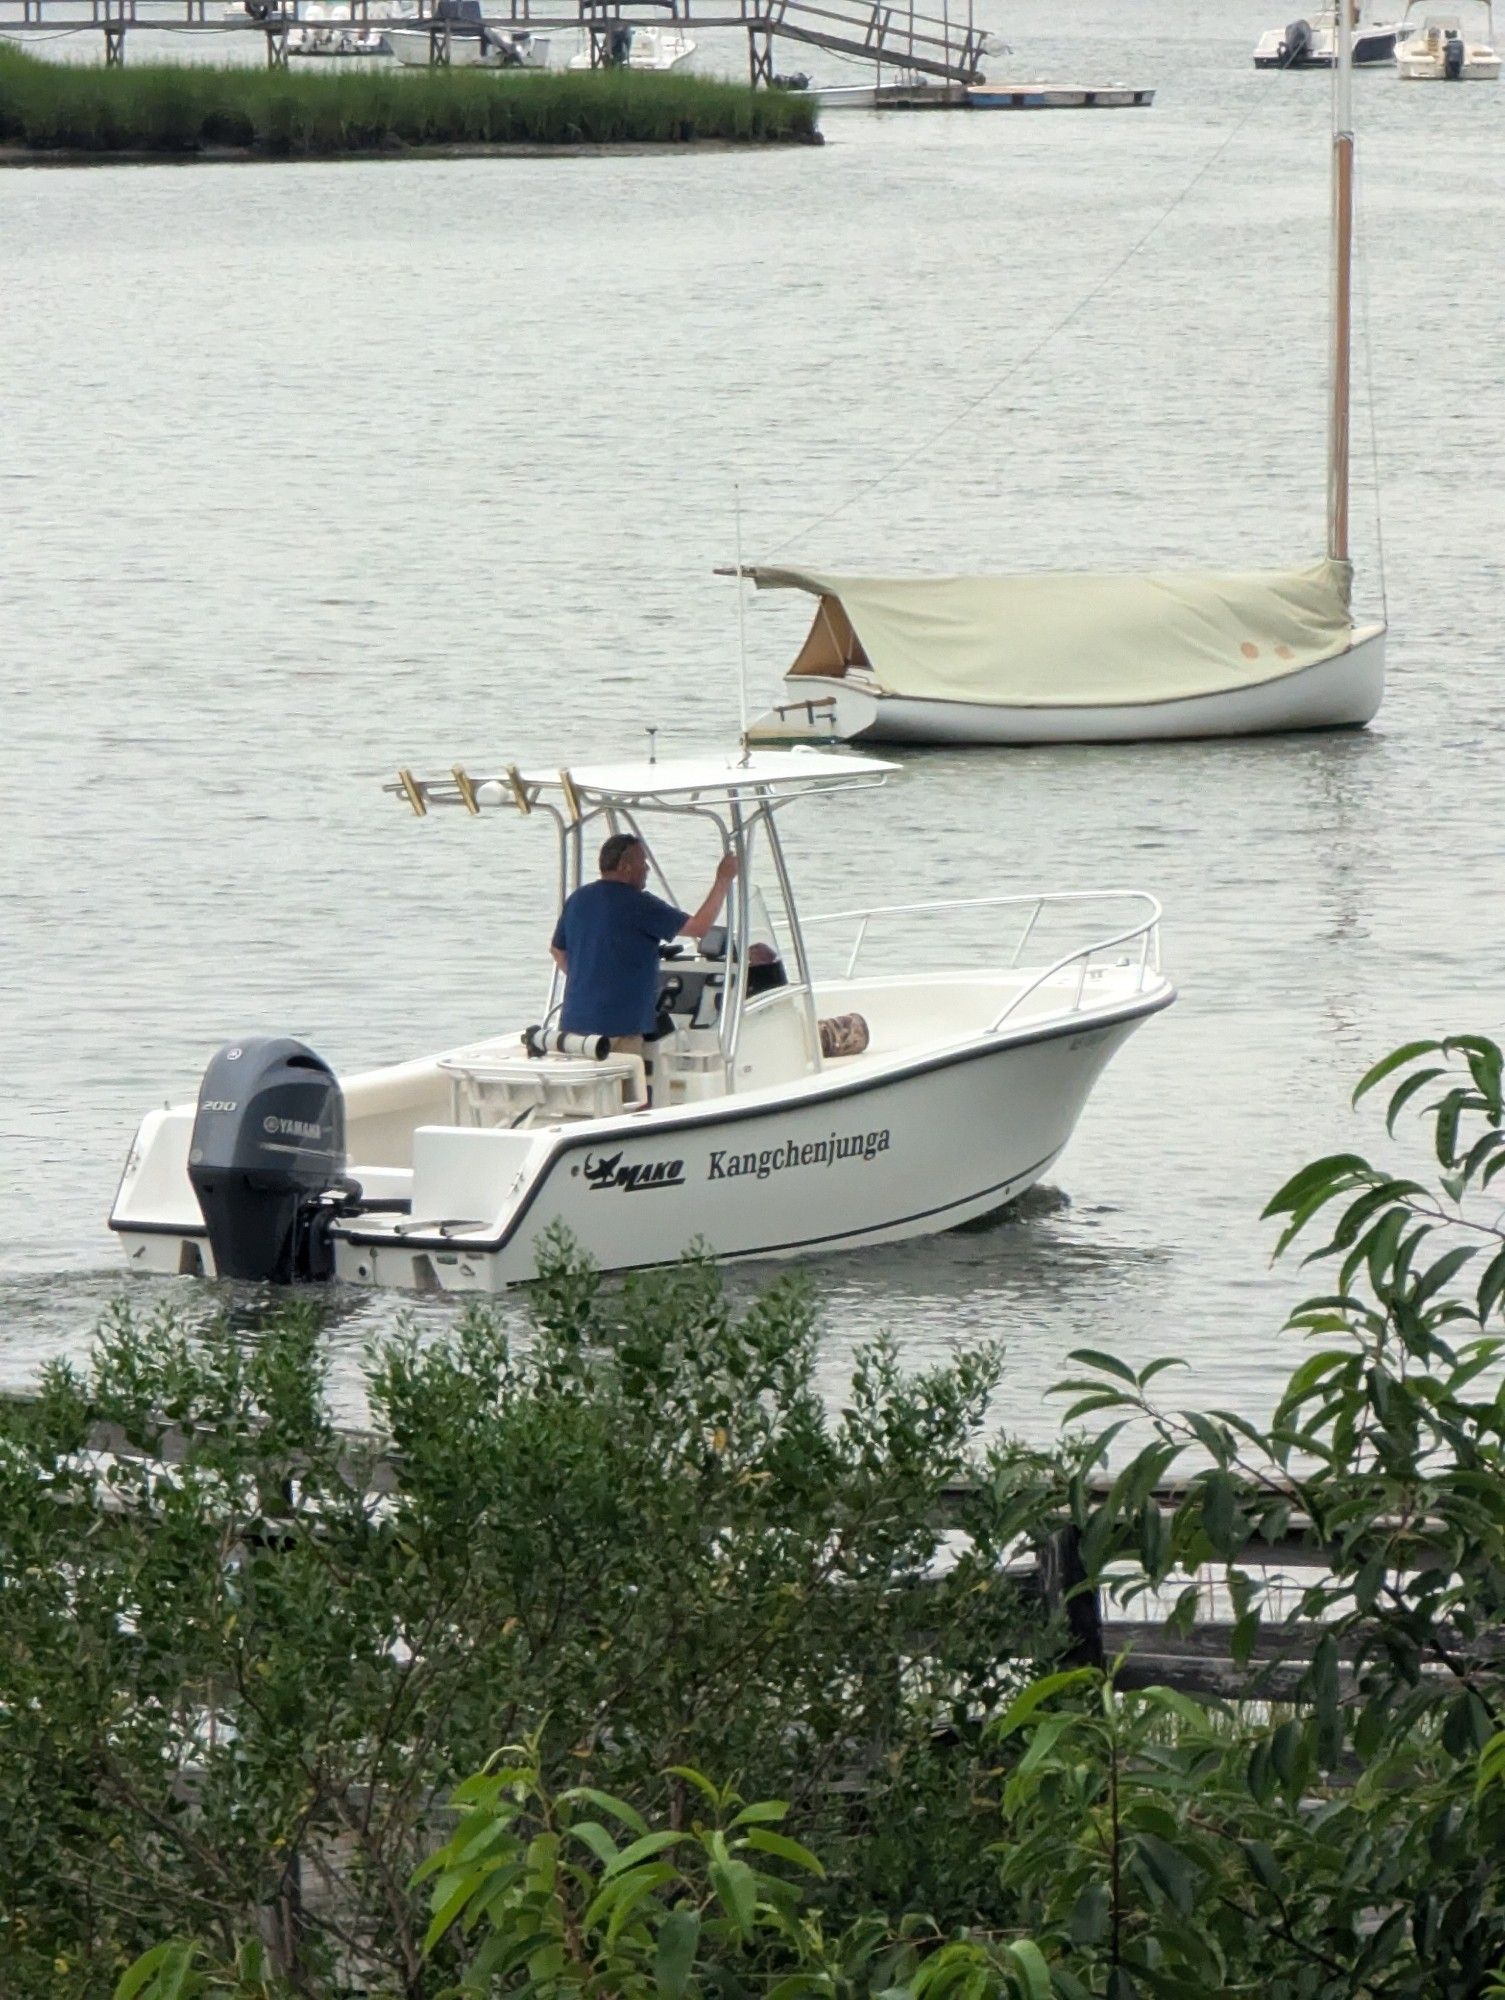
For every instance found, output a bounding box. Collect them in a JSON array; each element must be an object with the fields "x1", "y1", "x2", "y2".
[{"x1": 708, "y1": 1128, "x2": 891, "y2": 1182}]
